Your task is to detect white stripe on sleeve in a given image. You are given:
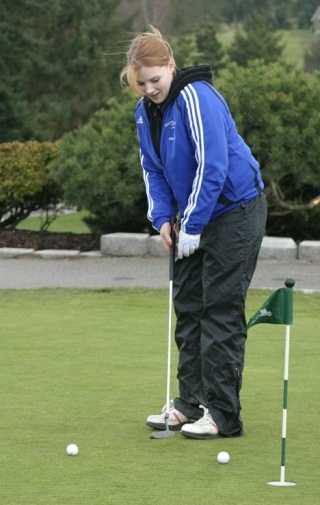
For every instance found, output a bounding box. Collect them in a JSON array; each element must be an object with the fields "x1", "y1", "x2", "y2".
[{"x1": 141, "y1": 153, "x2": 154, "y2": 221}]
